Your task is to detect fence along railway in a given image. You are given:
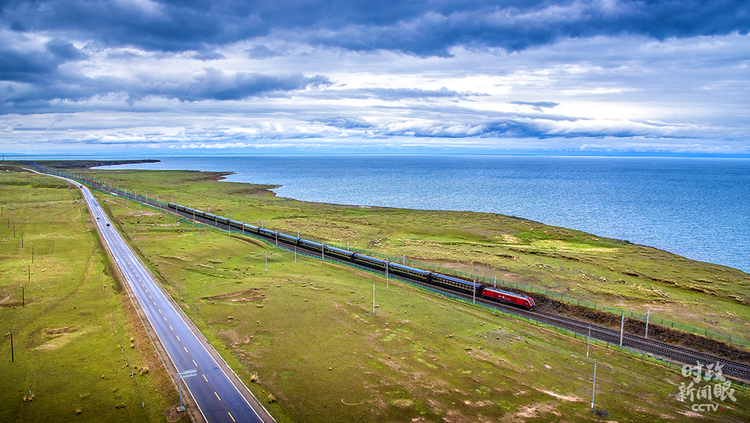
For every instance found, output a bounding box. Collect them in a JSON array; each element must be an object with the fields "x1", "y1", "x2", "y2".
[{"x1": 30, "y1": 163, "x2": 750, "y2": 385}]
